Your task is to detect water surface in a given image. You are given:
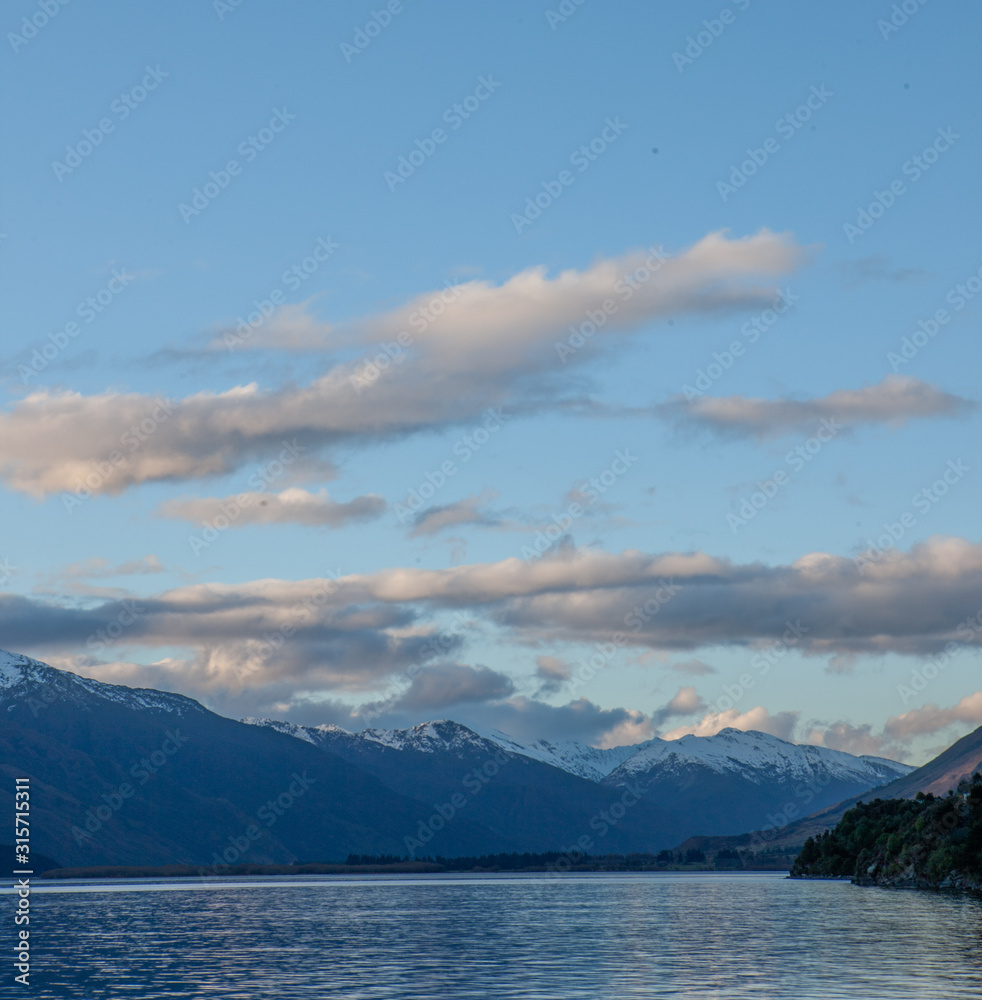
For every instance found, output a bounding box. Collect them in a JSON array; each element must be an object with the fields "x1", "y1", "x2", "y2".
[{"x1": 5, "y1": 871, "x2": 981, "y2": 998}]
